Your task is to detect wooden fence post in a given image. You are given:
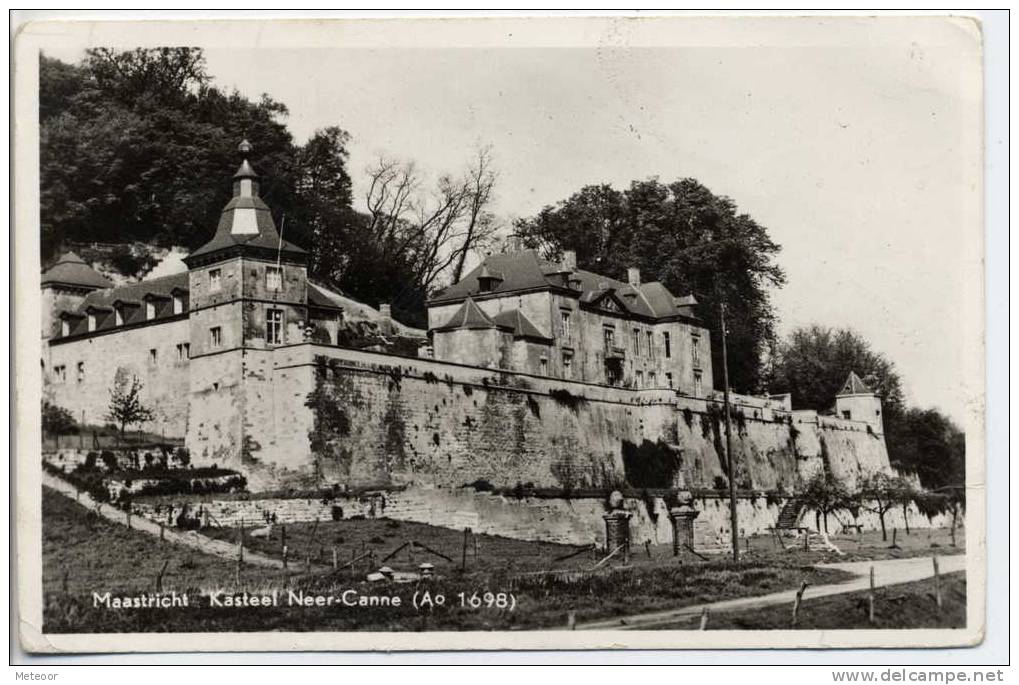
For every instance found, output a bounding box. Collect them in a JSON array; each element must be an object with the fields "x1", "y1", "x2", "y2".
[
  {"x1": 933, "y1": 556, "x2": 942, "y2": 611},
  {"x1": 461, "y1": 527, "x2": 471, "y2": 571},
  {"x1": 868, "y1": 565, "x2": 876, "y2": 623},
  {"x1": 237, "y1": 521, "x2": 244, "y2": 564},
  {"x1": 699, "y1": 607, "x2": 710, "y2": 630},
  {"x1": 891, "y1": 527, "x2": 898, "y2": 548},
  {"x1": 159, "y1": 522, "x2": 165, "y2": 541},
  {"x1": 567, "y1": 611, "x2": 576, "y2": 630},
  {"x1": 156, "y1": 560, "x2": 169, "y2": 593},
  {"x1": 791, "y1": 581, "x2": 809, "y2": 627},
  {"x1": 282, "y1": 545, "x2": 288, "y2": 569}
]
